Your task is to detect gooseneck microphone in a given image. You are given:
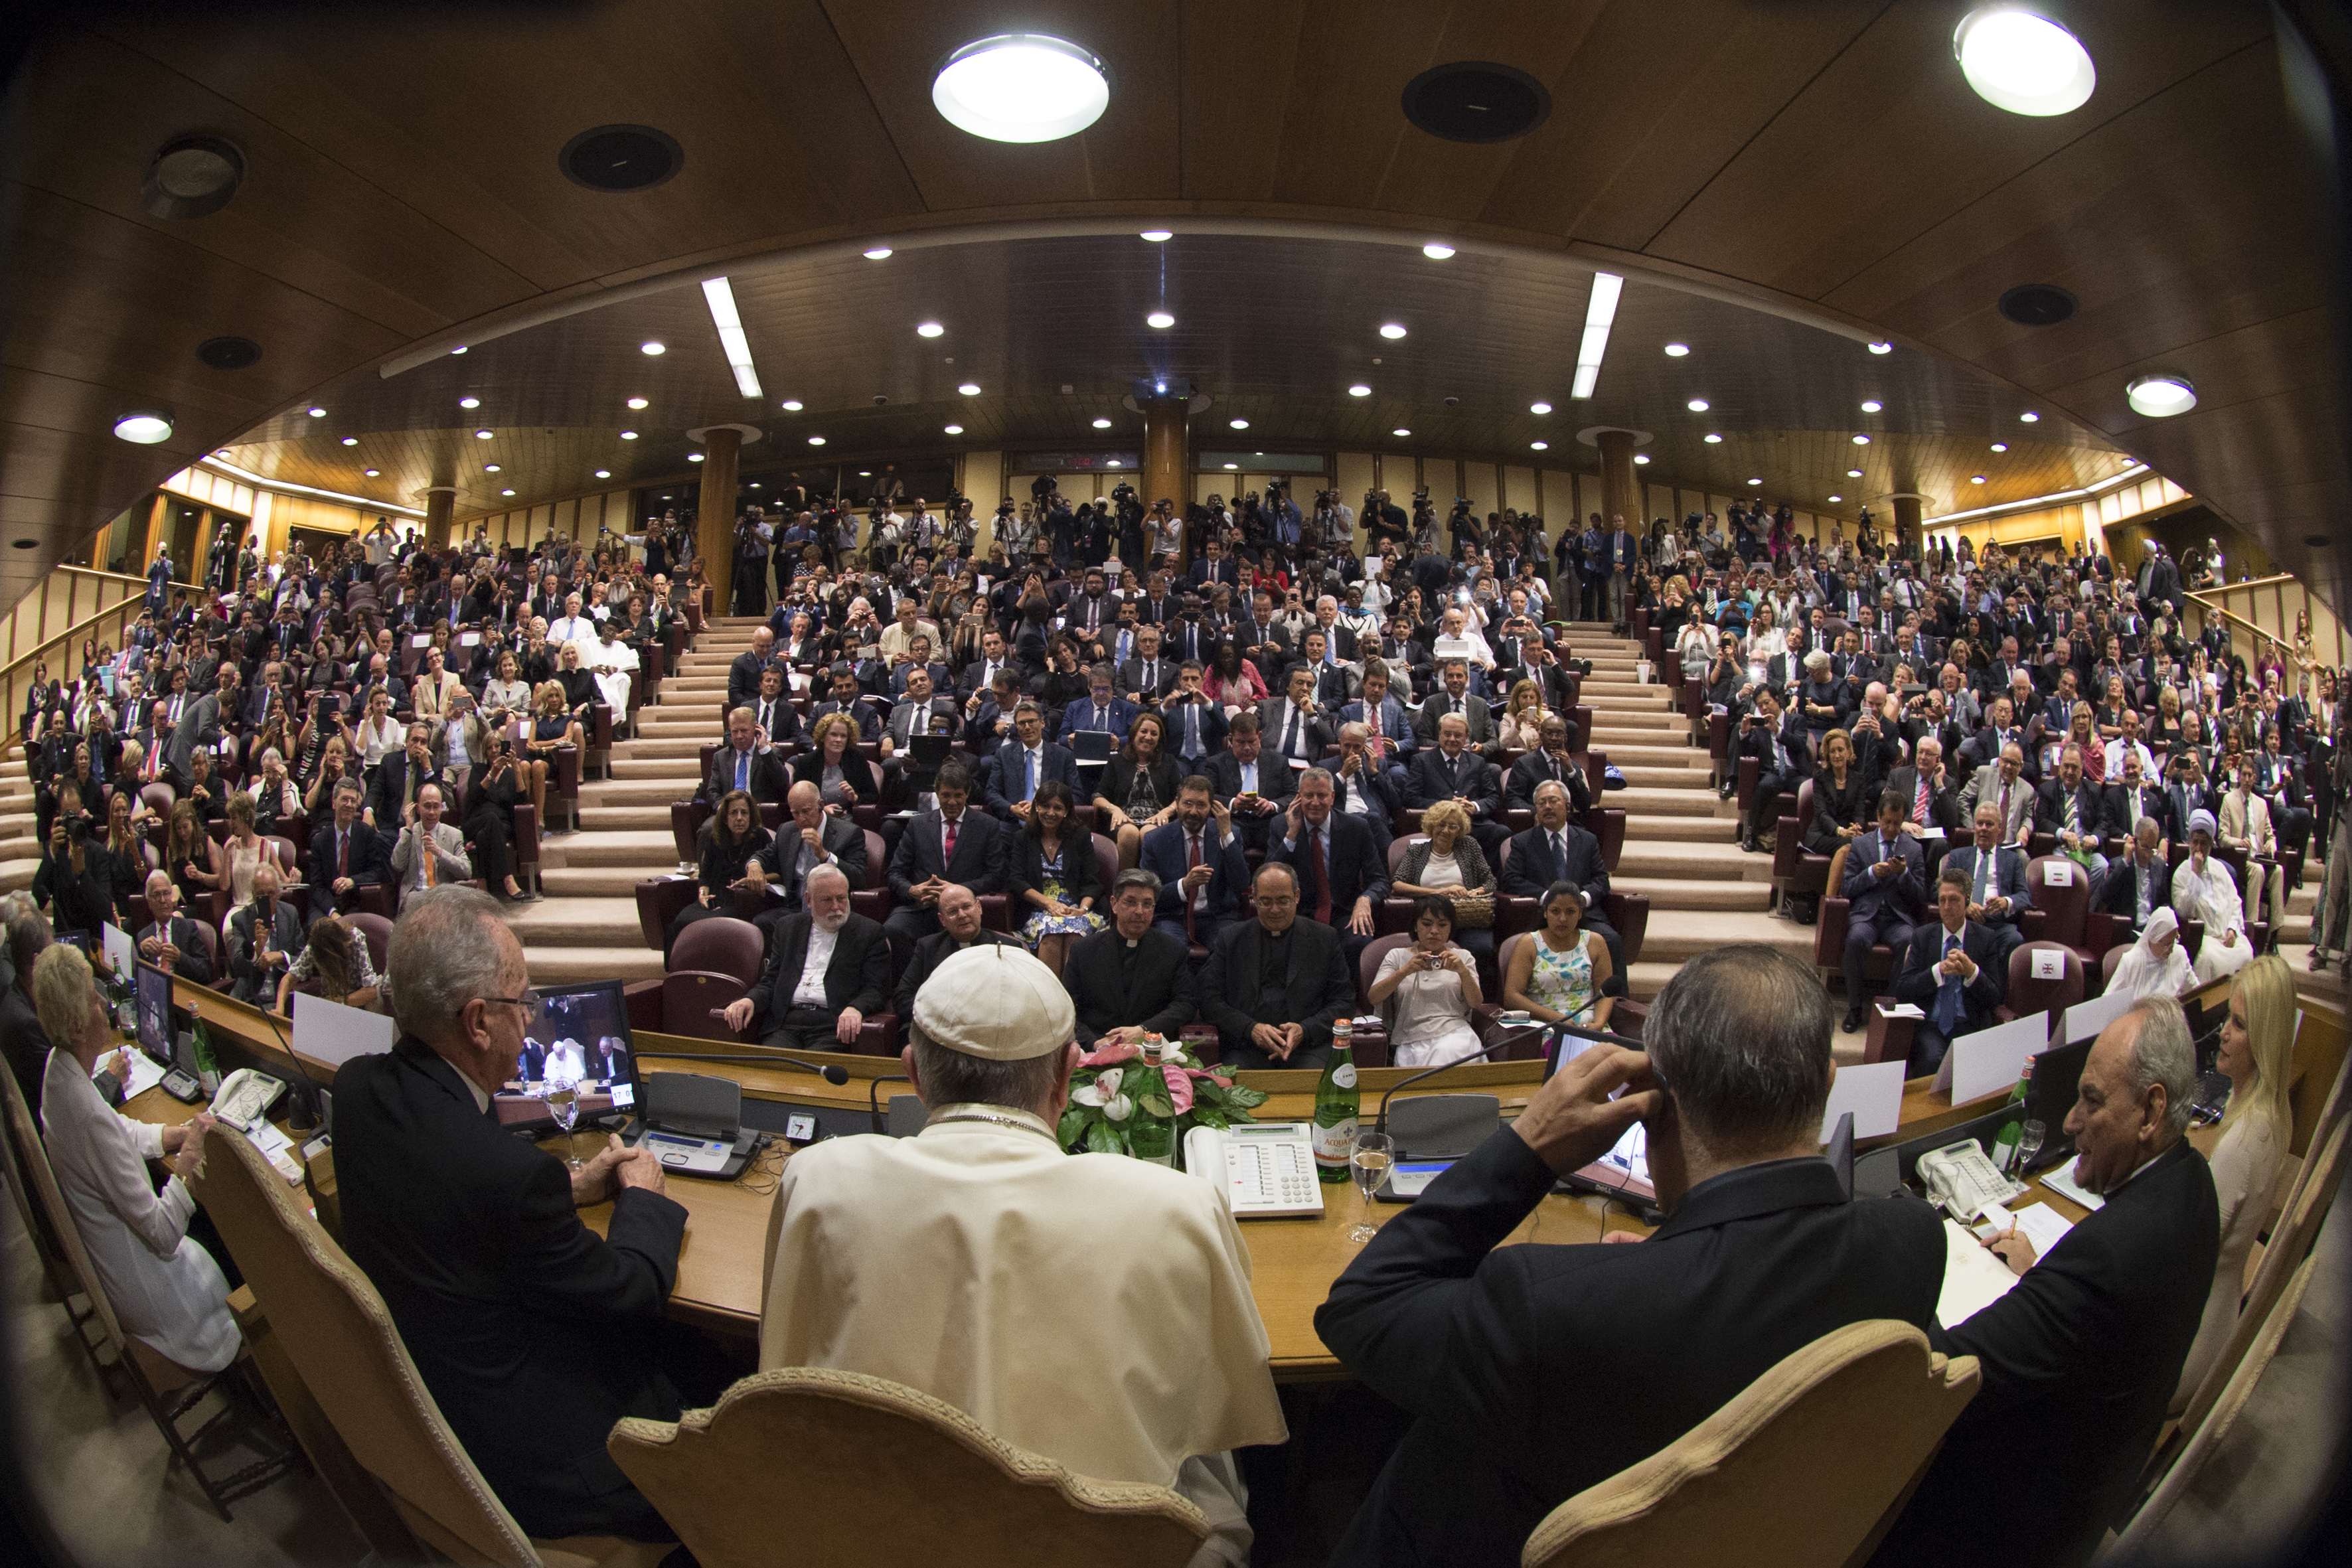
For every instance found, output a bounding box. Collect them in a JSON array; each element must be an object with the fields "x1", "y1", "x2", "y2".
[
  {"x1": 635, "y1": 1048, "x2": 852, "y2": 1085},
  {"x1": 868, "y1": 1073, "x2": 913, "y2": 1133},
  {"x1": 1373, "y1": 1035, "x2": 1524, "y2": 1135}
]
